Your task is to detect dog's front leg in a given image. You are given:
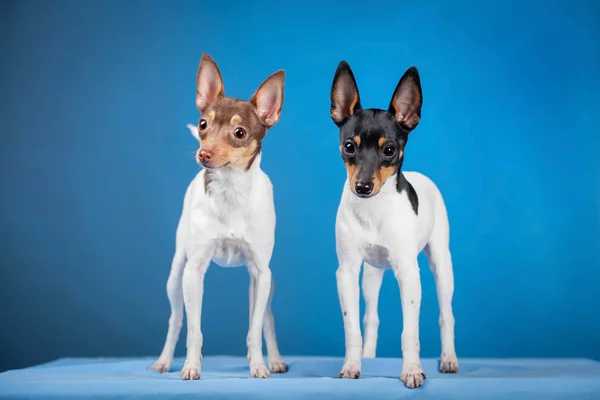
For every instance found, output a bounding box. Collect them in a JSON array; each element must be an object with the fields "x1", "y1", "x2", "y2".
[
  {"x1": 336, "y1": 251, "x2": 363, "y2": 379},
  {"x1": 246, "y1": 258, "x2": 272, "y2": 378},
  {"x1": 362, "y1": 262, "x2": 385, "y2": 358},
  {"x1": 392, "y1": 252, "x2": 425, "y2": 388},
  {"x1": 180, "y1": 245, "x2": 213, "y2": 380}
]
